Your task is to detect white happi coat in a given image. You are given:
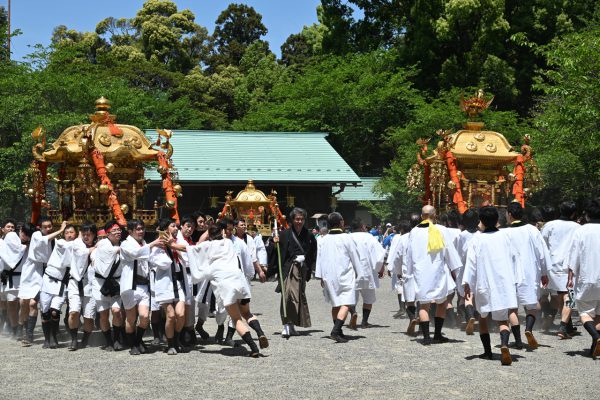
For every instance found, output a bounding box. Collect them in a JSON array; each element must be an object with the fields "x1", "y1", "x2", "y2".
[
  {"x1": 0, "y1": 232, "x2": 27, "y2": 290},
  {"x1": 315, "y1": 231, "x2": 362, "y2": 307},
  {"x1": 503, "y1": 223, "x2": 552, "y2": 306},
  {"x1": 462, "y1": 230, "x2": 518, "y2": 313},
  {"x1": 254, "y1": 233, "x2": 268, "y2": 265},
  {"x1": 91, "y1": 238, "x2": 122, "y2": 301},
  {"x1": 187, "y1": 239, "x2": 251, "y2": 308},
  {"x1": 19, "y1": 231, "x2": 54, "y2": 298},
  {"x1": 541, "y1": 219, "x2": 580, "y2": 291},
  {"x1": 119, "y1": 236, "x2": 151, "y2": 295},
  {"x1": 386, "y1": 233, "x2": 404, "y2": 291},
  {"x1": 149, "y1": 246, "x2": 190, "y2": 303},
  {"x1": 455, "y1": 230, "x2": 476, "y2": 296},
  {"x1": 350, "y1": 232, "x2": 385, "y2": 290},
  {"x1": 41, "y1": 239, "x2": 74, "y2": 296},
  {"x1": 405, "y1": 223, "x2": 461, "y2": 303},
  {"x1": 69, "y1": 238, "x2": 93, "y2": 298},
  {"x1": 566, "y1": 223, "x2": 600, "y2": 303},
  {"x1": 230, "y1": 236, "x2": 254, "y2": 281},
  {"x1": 176, "y1": 231, "x2": 196, "y2": 293}
]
